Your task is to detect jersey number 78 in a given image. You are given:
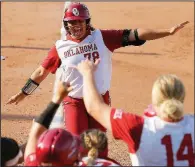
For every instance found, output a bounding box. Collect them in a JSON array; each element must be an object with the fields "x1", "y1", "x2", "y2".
[{"x1": 84, "y1": 51, "x2": 100, "y2": 63}]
